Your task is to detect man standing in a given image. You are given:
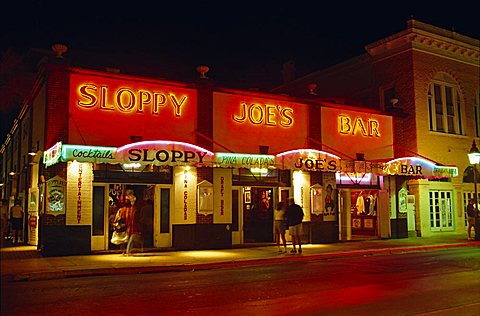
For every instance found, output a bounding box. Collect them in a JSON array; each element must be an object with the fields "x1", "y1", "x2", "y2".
[
  {"x1": 466, "y1": 198, "x2": 478, "y2": 241},
  {"x1": 10, "y1": 200, "x2": 24, "y2": 244},
  {"x1": 285, "y1": 198, "x2": 304, "y2": 254}
]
